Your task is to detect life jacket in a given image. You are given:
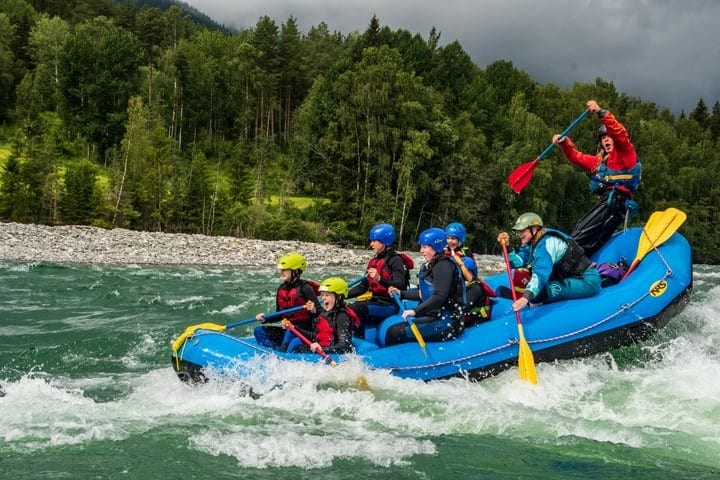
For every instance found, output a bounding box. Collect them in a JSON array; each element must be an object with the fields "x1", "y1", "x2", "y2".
[
  {"x1": 346, "y1": 306, "x2": 361, "y2": 331},
  {"x1": 536, "y1": 229, "x2": 592, "y2": 281},
  {"x1": 444, "y1": 247, "x2": 475, "y2": 282},
  {"x1": 276, "y1": 279, "x2": 319, "y2": 324},
  {"x1": 444, "y1": 246, "x2": 472, "y2": 257},
  {"x1": 418, "y1": 255, "x2": 466, "y2": 310},
  {"x1": 465, "y1": 280, "x2": 496, "y2": 321},
  {"x1": 589, "y1": 158, "x2": 642, "y2": 195},
  {"x1": 314, "y1": 314, "x2": 334, "y2": 347},
  {"x1": 512, "y1": 267, "x2": 531, "y2": 294},
  {"x1": 314, "y1": 306, "x2": 356, "y2": 347},
  {"x1": 367, "y1": 251, "x2": 413, "y2": 295}
]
